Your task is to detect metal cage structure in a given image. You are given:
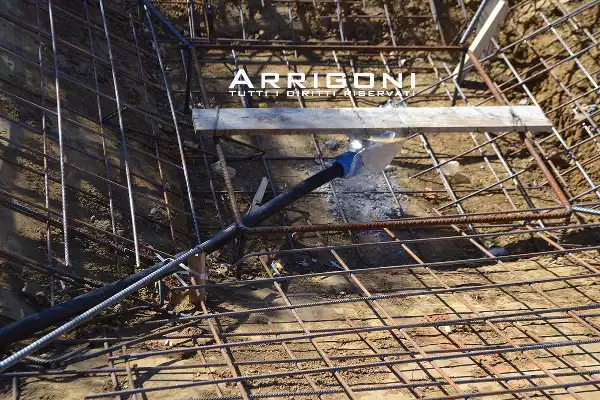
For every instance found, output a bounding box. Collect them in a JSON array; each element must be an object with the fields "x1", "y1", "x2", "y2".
[{"x1": 1, "y1": 0, "x2": 600, "y2": 398}]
